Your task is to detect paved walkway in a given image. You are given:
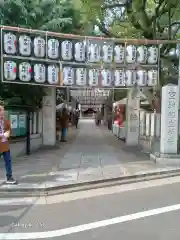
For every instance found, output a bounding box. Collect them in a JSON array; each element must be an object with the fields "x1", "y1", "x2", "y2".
[{"x1": 0, "y1": 119, "x2": 179, "y2": 190}]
